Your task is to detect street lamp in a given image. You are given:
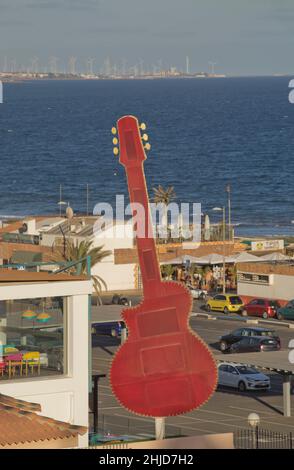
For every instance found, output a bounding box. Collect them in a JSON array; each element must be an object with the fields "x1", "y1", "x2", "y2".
[
  {"x1": 248, "y1": 413, "x2": 260, "y2": 428},
  {"x1": 212, "y1": 207, "x2": 226, "y2": 294},
  {"x1": 248, "y1": 413, "x2": 260, "y2": 449}
]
